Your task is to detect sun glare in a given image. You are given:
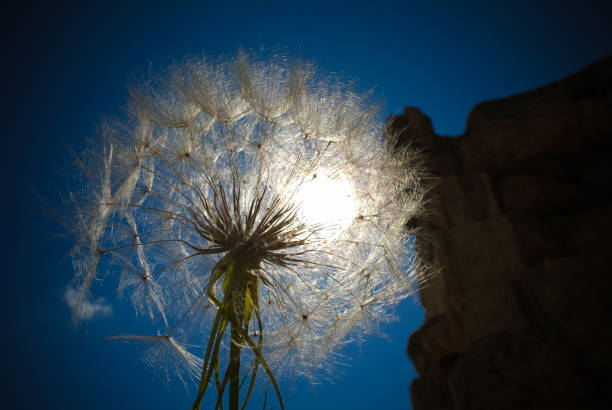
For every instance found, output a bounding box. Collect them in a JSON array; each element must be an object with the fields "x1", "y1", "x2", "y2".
[{"x1": 295, "y1": 172, "x2": 358, "y2": 230}]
